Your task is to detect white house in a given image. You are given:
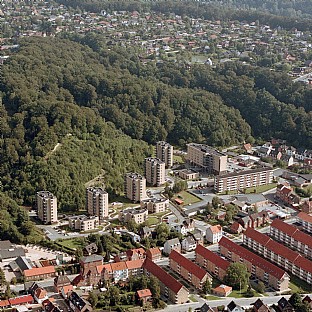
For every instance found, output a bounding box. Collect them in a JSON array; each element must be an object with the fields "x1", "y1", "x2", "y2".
[
  {"x1": 163, "y1": 238, "x2": 181, "y2": 255},
  {"x1": 206, "y1": 224, "x2": 223, "y2": 244},
  {"x1": 181, "y1": 236, "x2": 197, "y2": 252}
]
